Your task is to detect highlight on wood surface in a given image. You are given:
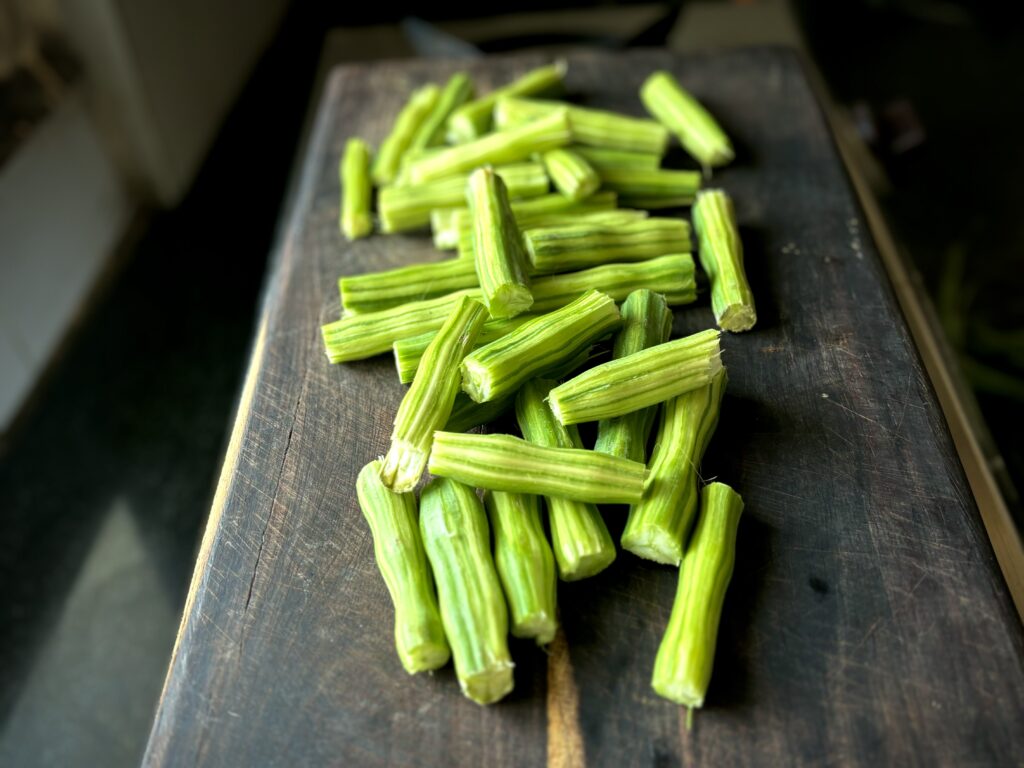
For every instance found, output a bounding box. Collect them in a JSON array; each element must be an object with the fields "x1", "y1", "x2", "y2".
[
  {"x1": 641, "y1": 70, "x2": 734, "y2": 171},
  {"x1": 381, "y1": 296, "x2": 487, "y2": 492},
  {"x1": 419, "y1": 477, "x2": 514, "y2": 705},
  {"x1": 460, "y1": 289, "x2": 621, "y2": 403},
  {"x1": 548, "y1": 328, "x2": 723, "y2": 425},
  {"x1": 593, "y1": 289, "x2": 674, "y2": 462},
  {"x1": 485, "y1": 491, "x2": 558, "y2": 643},
  {"x1": 524, "y1": 217, "x2": 691, "y2": 273},
  {"x1": 446, "y1": 62, "x2": 566, "y2": 143},
  {"x1": 651, "y1": 482, "x2": 743, "y2": 709},
  {"x1": 411, "y1": 109, "x2": 572, "y2": 184},
  {"x1": 372, "y1": 83, "x2": 440, "y2": 185},
  {"x1": 621, "y1": 368, "x2": 728, "y2": 565},
  {"x1": 516, "y1": 378, "x2": 616, "y2": 580},
  {"x1": 427, "y1": 432, "x2": 649, "y2": 505},
  {"x1": 467, "y1": 167, "x2": 534, "y2": 319},
  {"x1": 693, "y1": 188, "x2": 756, "y2": 332},
  {"x1": 340, "y1": 138, "x2": 373, "y2": 240},
  {"x1": 355, "y1": 461, "x2": 450, "y2": 674}
]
